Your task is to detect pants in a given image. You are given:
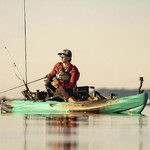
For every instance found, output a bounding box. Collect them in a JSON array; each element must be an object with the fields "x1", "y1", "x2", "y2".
[
  {"x1": 45, "y1": 80, "x2": 73, "y2": 101},
  {"x1": 53, "y1": 87, "x2": 73, "y2": 101}
]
